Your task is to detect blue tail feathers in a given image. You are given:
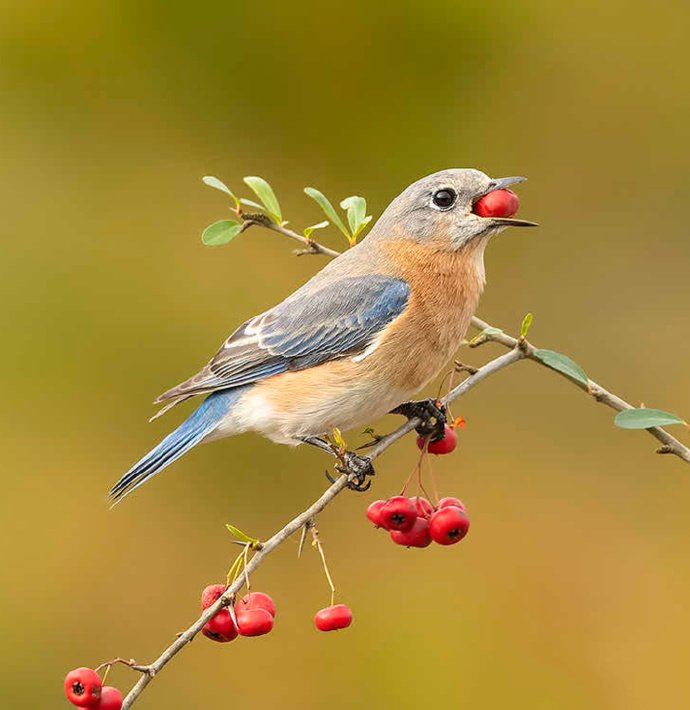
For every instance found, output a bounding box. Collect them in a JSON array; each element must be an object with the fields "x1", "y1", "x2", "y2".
[{"x1": 109, "y1": 388, "x2": 245, "y2": 504}]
